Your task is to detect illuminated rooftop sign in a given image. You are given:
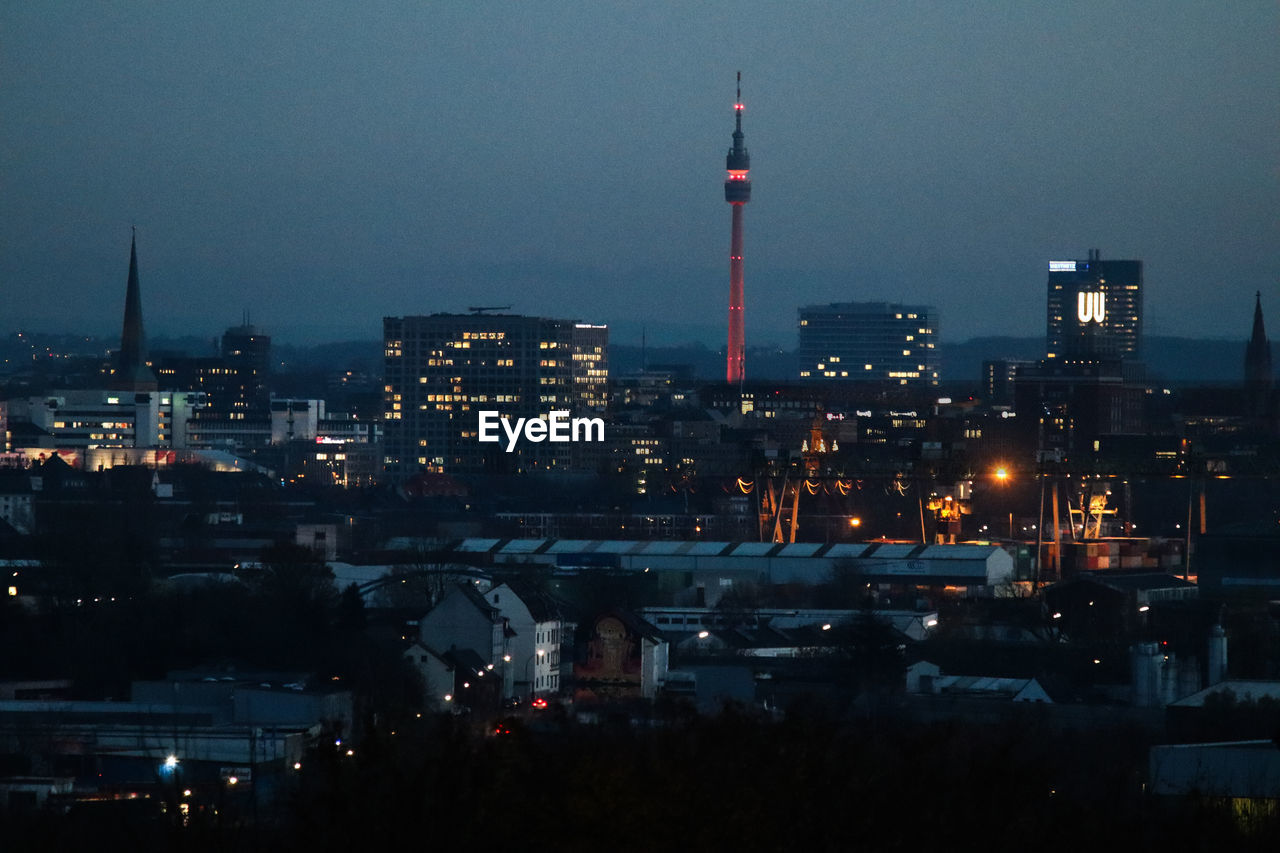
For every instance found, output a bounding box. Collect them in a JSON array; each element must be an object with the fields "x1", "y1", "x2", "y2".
[
  {"x1": 1077, "y1": 292, "x2": 1106, "y2": 324},
  {"x1": 1049, "y1": 261, "x2": 1077, "y2": 272}
]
